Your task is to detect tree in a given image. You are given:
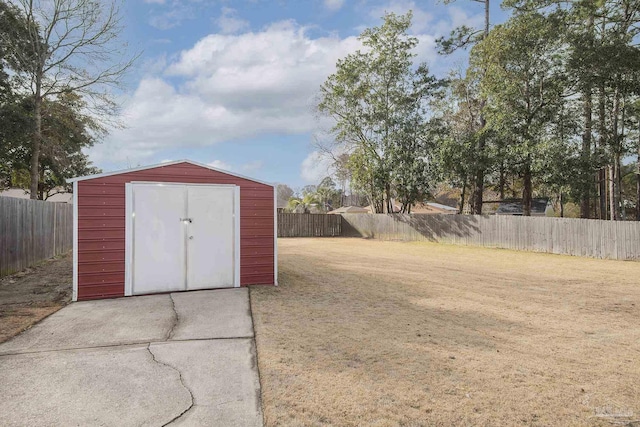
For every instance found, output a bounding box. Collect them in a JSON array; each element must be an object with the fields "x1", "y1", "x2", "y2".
[
  {"x1": 3, "y1": 0, "x2": 136, "y2": 199},
  {"x1": 276, "y1": 184, "x2": 294, "y2": 209},
  {"x1": 2, "y1": 91, "x2": 102, "y2": 196},
  {"x1": 316, "y1": 176, "x2": 341, "y2": 210},
  {"x1": 433, "y1": 71, "x2": 485, "y2": 213},
  {"x1": 0, "y1": 1, "x2": 33, "y2": 188},
  {"x1": 506, "y1": 0, "x2": 640, "y2": 220},
  {"x1": 437, "y1": 0, "x2": 492, "y2": 214},
  {"x1": 287, "y1": 192, "x2": 321, "y2": 214},
  {"x1": 472, "y1": 12, "x2": 567, "y2": 215},
  {"x1": 318, "y1": 12, "x2": 441, "y2": 213}
]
